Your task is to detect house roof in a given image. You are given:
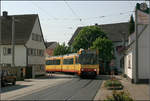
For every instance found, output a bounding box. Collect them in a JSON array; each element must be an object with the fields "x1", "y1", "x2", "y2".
[
  {"x1": 1, "y1": 14, "x2": 38, "y2": 45},
  {"x1": 68, "y1": 22, "x2": 129, "y2": 45},
  {"x1": 45, "y1": 42, "x2": 58, "y2": 49}
]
